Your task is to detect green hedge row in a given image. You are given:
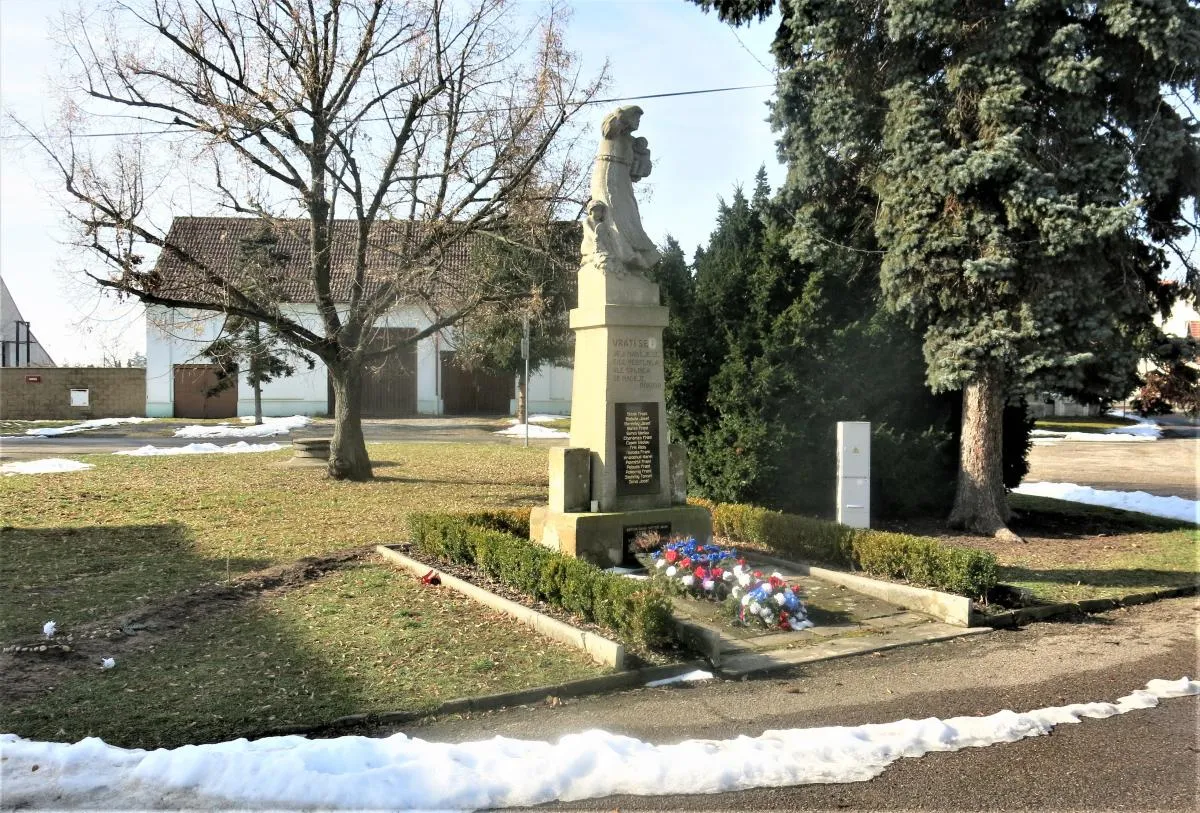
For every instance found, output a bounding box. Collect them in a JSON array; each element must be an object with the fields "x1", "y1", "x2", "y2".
[
  {"x1": 689, "y1": 498, "x2": 997, "y2": 598},
  {"x1": 408, "y1": 512, "x2": 672, "y2": 649}
]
